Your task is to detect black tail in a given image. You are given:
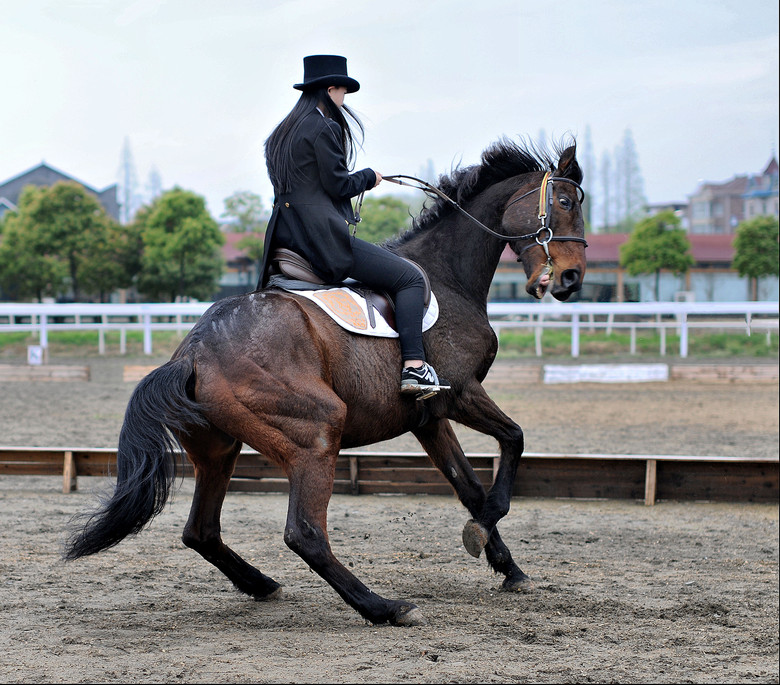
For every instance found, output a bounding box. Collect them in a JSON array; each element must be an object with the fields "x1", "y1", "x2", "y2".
[{"x1": 64, "y1": 356, "x2": 206, "y2": 560}]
